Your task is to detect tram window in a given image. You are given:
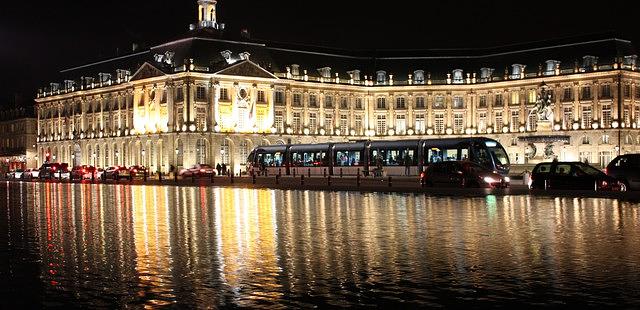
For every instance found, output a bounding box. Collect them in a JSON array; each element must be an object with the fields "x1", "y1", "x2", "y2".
[
  {"x1": 335, "y1": 151, "x2": 362, "y2": 166},
  {"x1": 371, "y1": 148, "x2": 416, "y2": 166},
  {"x1": 425, "y1": 148, "x2": 456, "y2": 163},
  {"x1": 474, "y1": 148, "x2": 492, "y2": 167},
  {"x1": 291, "y1": 151, "x2": 328, "y2": 167},
  {"x1": 259, "y1": 152, "x2": 284, "y2": 167}
]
